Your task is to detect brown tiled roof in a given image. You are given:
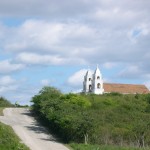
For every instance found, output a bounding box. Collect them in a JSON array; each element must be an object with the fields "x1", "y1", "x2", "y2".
[{"x1": 103, "y1": 83, "x2": 150, "y2": 94}]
